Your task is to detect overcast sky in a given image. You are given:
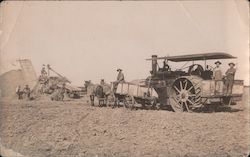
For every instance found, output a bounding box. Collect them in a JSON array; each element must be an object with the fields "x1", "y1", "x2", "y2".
[{"x1": 0, "y1": 0, "x2": 249, "y2": 85}]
